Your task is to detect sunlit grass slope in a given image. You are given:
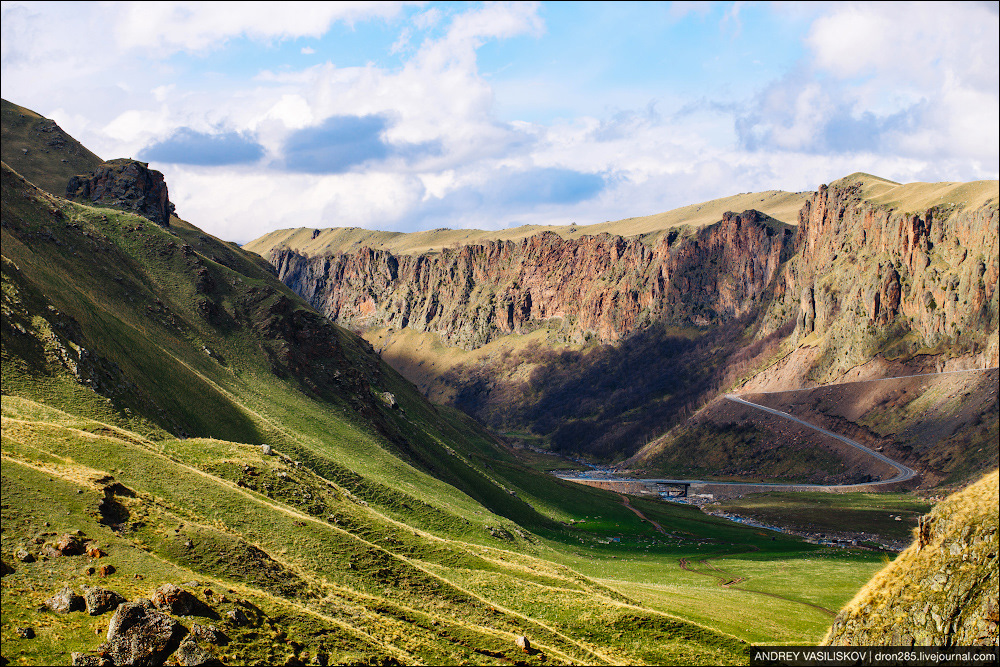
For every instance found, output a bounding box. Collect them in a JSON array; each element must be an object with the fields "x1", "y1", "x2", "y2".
[{"x1": 0, "y1": 158, "x2": 773, "y2": 664}]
